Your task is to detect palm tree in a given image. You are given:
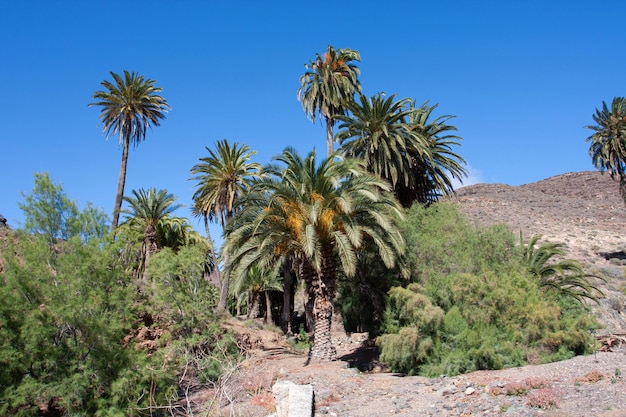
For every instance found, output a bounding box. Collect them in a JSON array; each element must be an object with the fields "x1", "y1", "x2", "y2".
[
  {"x1": 521, "y1": 233, "x2": 604, "y2": 304},
  {"x1": 231, "y1": 265, "x2": 283, "y2": 323},
  {"x1": 336, "y1": 93, "x2": 428, "y2": 191},
  {"x1": 224, "y1": 148, "x2": 405, "y2": 360},
  {"x1": 399, "y1": 102, "x2": 468, "y2": 207},
  {"x1": 190, "y1": 139, "x2": 262, "y2": 311},
  {"x1": 298, "y1": 45, "x2": 361, "y2": 156},
  {"x1": 90, "y1": 70, "x2": 171, "y2": 229},
  {"x1": 585, "y1": 97, "x2": 626, "y2": 206},
  {"x1": 120, "y1": 188, "x2": 183, "y2": 282}
]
